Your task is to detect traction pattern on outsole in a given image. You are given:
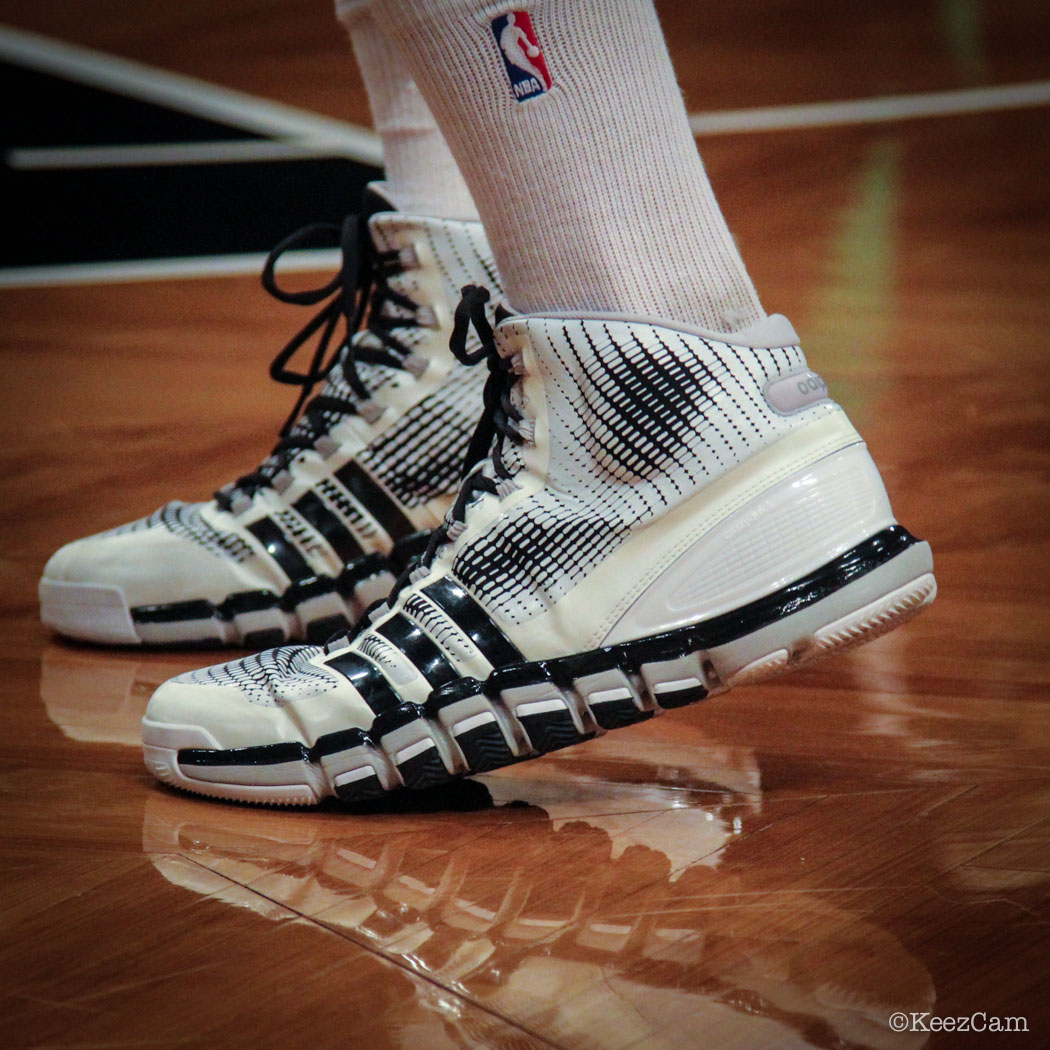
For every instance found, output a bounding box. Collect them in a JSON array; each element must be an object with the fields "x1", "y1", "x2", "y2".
[{"x1": 814, "y1": 575, "x2": 937, "y2": 653}]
